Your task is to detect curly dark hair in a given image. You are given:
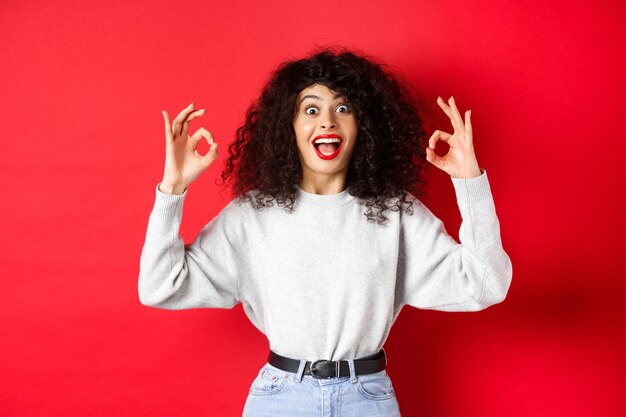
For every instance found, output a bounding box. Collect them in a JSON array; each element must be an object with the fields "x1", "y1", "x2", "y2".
[{"x1": 221, "y1": 47, "x2": 427, "y2": 224}]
